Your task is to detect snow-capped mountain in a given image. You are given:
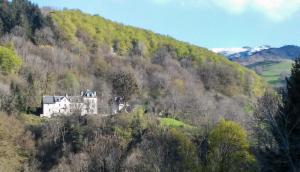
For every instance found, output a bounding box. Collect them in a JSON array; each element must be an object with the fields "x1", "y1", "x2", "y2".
[
  {"x1": 212, "y1": 45, "x2": 300, "y2": 66},
  {"x1": 212, "y1": 45, "x2": 271, "y2": 60}
]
